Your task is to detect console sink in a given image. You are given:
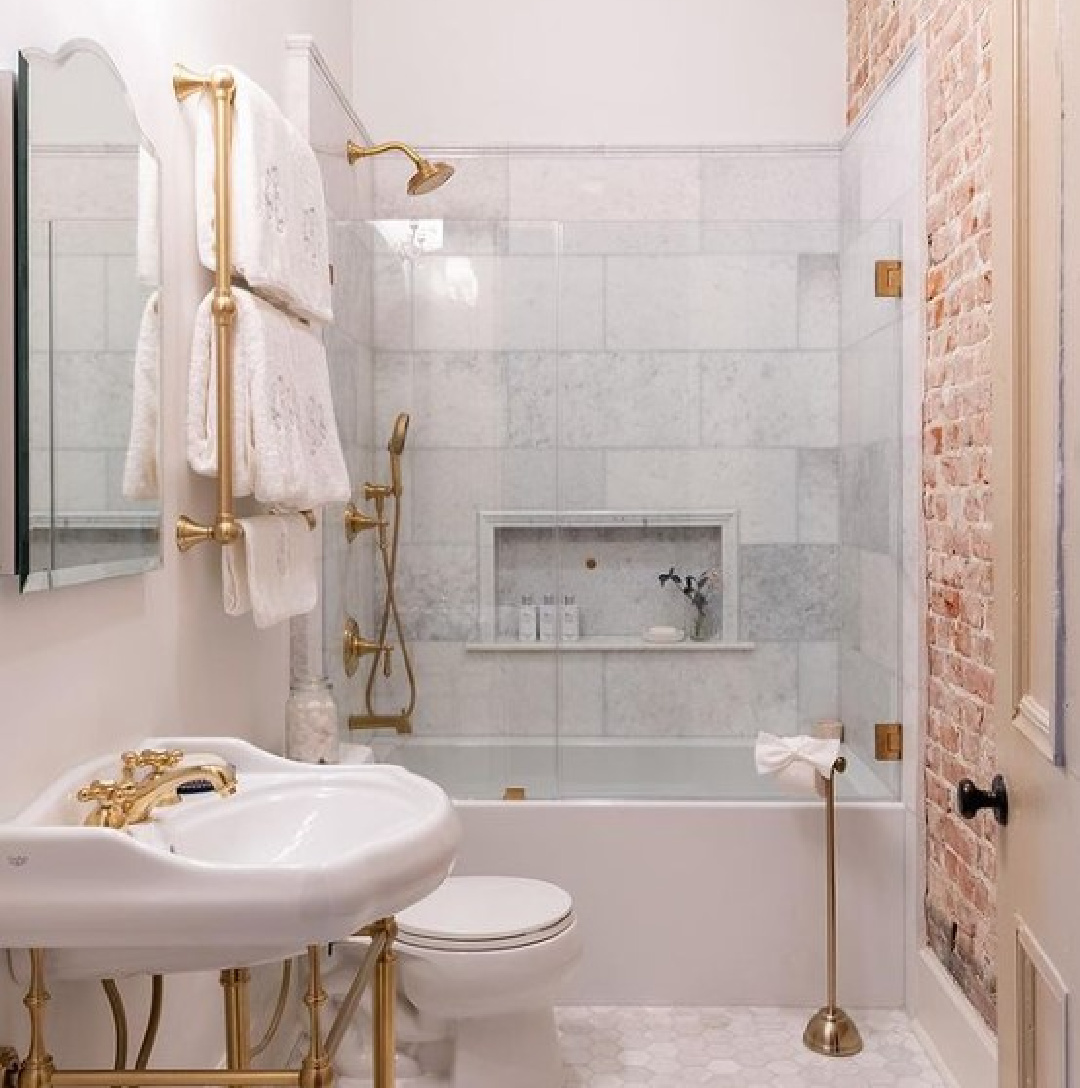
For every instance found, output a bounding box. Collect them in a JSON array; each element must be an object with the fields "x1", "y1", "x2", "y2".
[{"x1": 0, "y1": 738, "x2": 460, "y2": 979}]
